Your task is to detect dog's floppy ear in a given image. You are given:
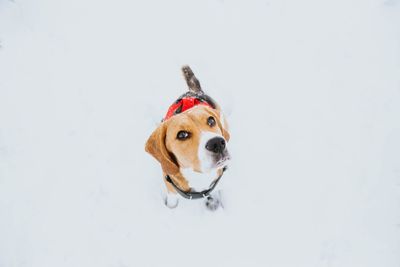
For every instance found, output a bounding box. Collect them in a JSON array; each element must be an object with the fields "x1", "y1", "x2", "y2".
[
  {"x1": 145, "y1": 123, "x2": 179, "y2": 176},
  {"x1": 220, "y1": 118, "x2": 230, "y2": 142},
  {"x1": 222, "y1": 125, "x2": 230, "y2": 142}
]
